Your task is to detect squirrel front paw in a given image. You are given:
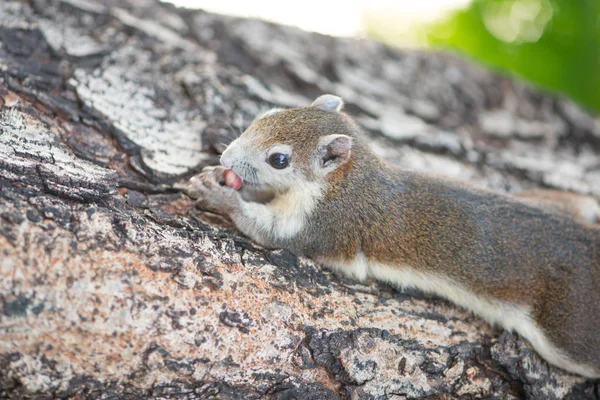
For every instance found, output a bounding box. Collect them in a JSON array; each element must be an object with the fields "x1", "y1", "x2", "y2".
[{"x1": 185, "y1": 166, "x2": 239, "y2": 214}]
